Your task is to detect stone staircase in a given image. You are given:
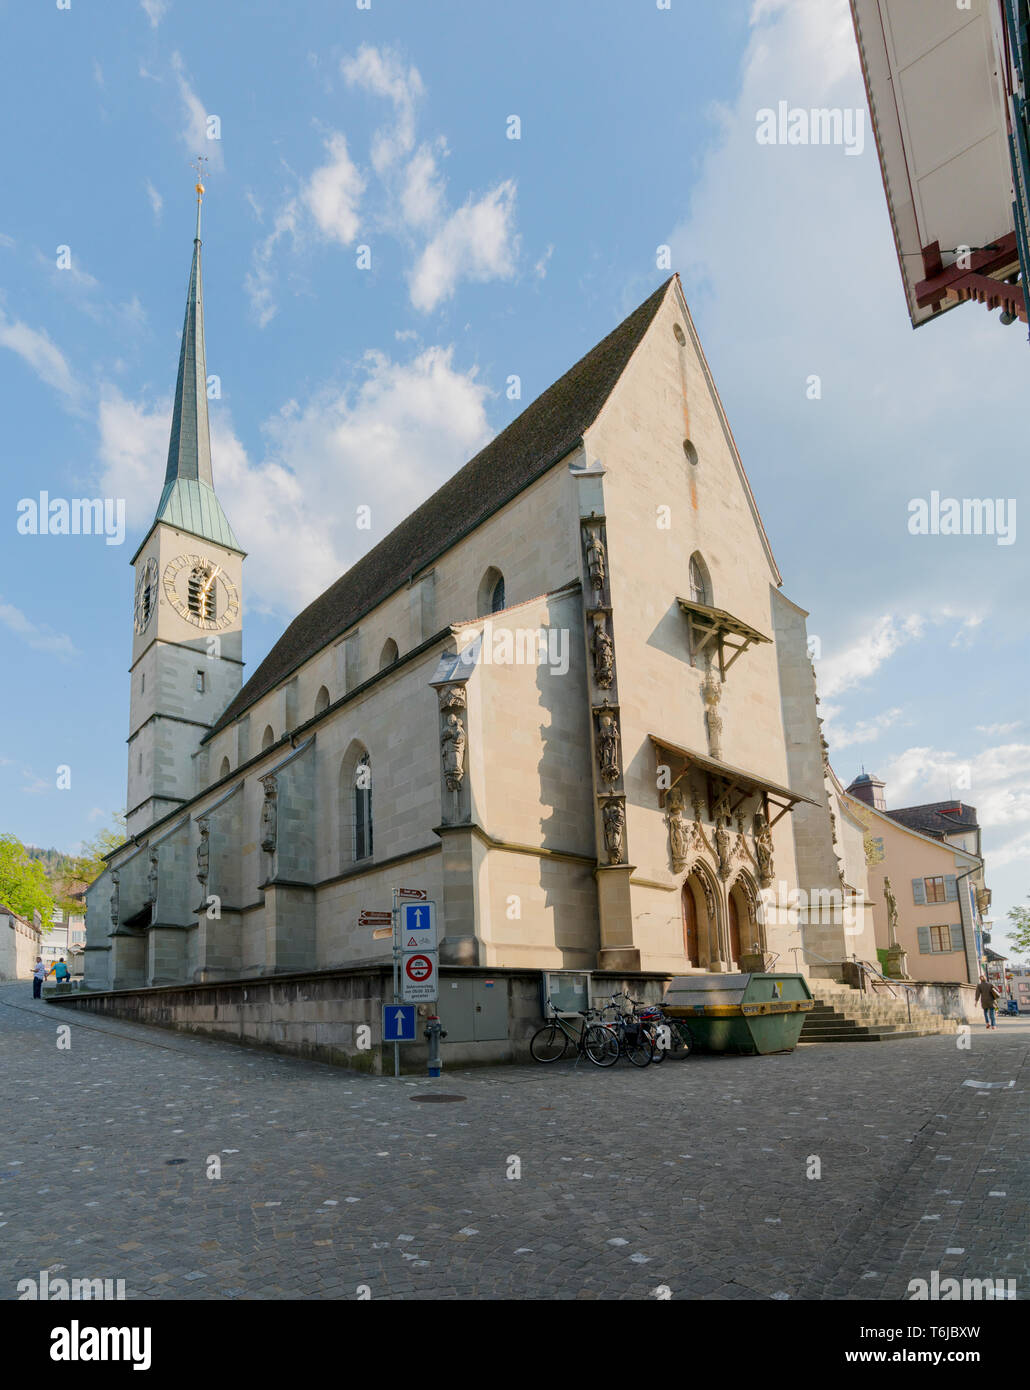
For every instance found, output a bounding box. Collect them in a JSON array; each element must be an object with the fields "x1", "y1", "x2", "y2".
[{"x1": 799, "y1": 990, "x2": 960, "y2": 1043}]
